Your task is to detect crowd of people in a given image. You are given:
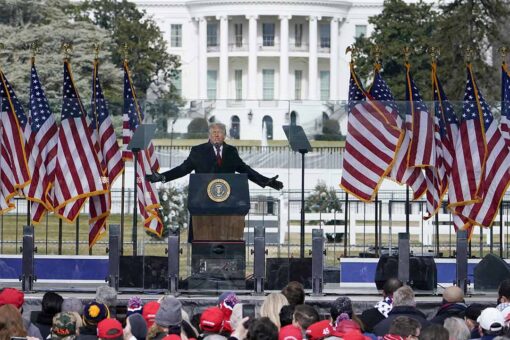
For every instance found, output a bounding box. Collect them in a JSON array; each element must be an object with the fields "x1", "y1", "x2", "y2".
[{"x1": 0, "y1": 279, "x2": 510, "y2": 340}]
